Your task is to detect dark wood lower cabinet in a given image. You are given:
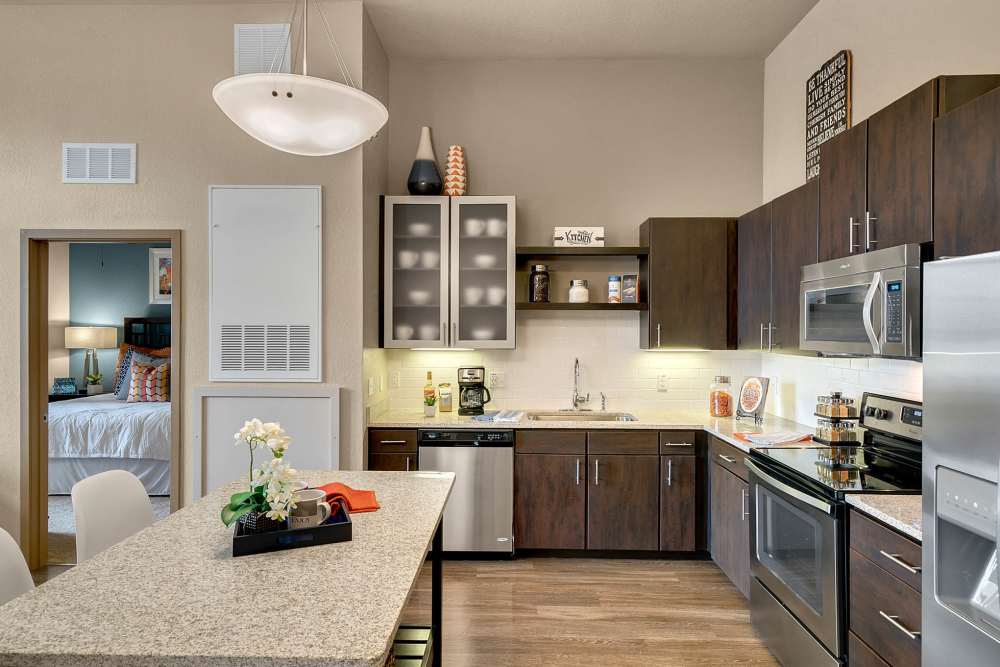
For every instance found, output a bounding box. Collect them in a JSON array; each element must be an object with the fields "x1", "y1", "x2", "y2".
[
  {"x1": 369, "y1": 452, "x2": 416, "y2": 471},
  {"x1": 659, "y1": 455, "x2": 696, "y2": 551},
  {"x1": 514, "y1": 454, "x2": 586, "y2": 549},
  {"x1": 849, "y1": 549, "x2": 921, "y2": 667},
  {"x1": 587, "y1": 455, "x2": 659, "y2": 551},
  {"x1": 849, "y1": 632, "x2": 891, "y2": 667},
  {"x1": 710, "y1": 462, "x2": 750, "y2": 598}
]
